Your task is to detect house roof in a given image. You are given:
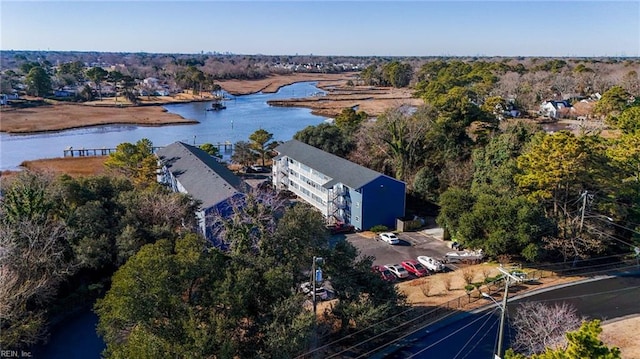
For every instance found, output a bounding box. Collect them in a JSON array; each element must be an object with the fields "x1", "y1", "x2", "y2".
[
  {"x1": 156, "y1": 142, "x2": 245, "y2": 209},
  {"x1": 275, "y1": 139, "x2": 399, "y2": 189}
]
